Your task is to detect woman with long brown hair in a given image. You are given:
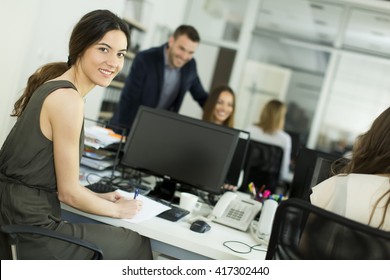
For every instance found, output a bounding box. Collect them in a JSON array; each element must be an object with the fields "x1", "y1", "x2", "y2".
[
  {"x1": 311, "y1": 106, "x2": 390, "y2": 230},
  {"x1": 0, "y1": 10, "x2": 152, "y2": 259}
]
